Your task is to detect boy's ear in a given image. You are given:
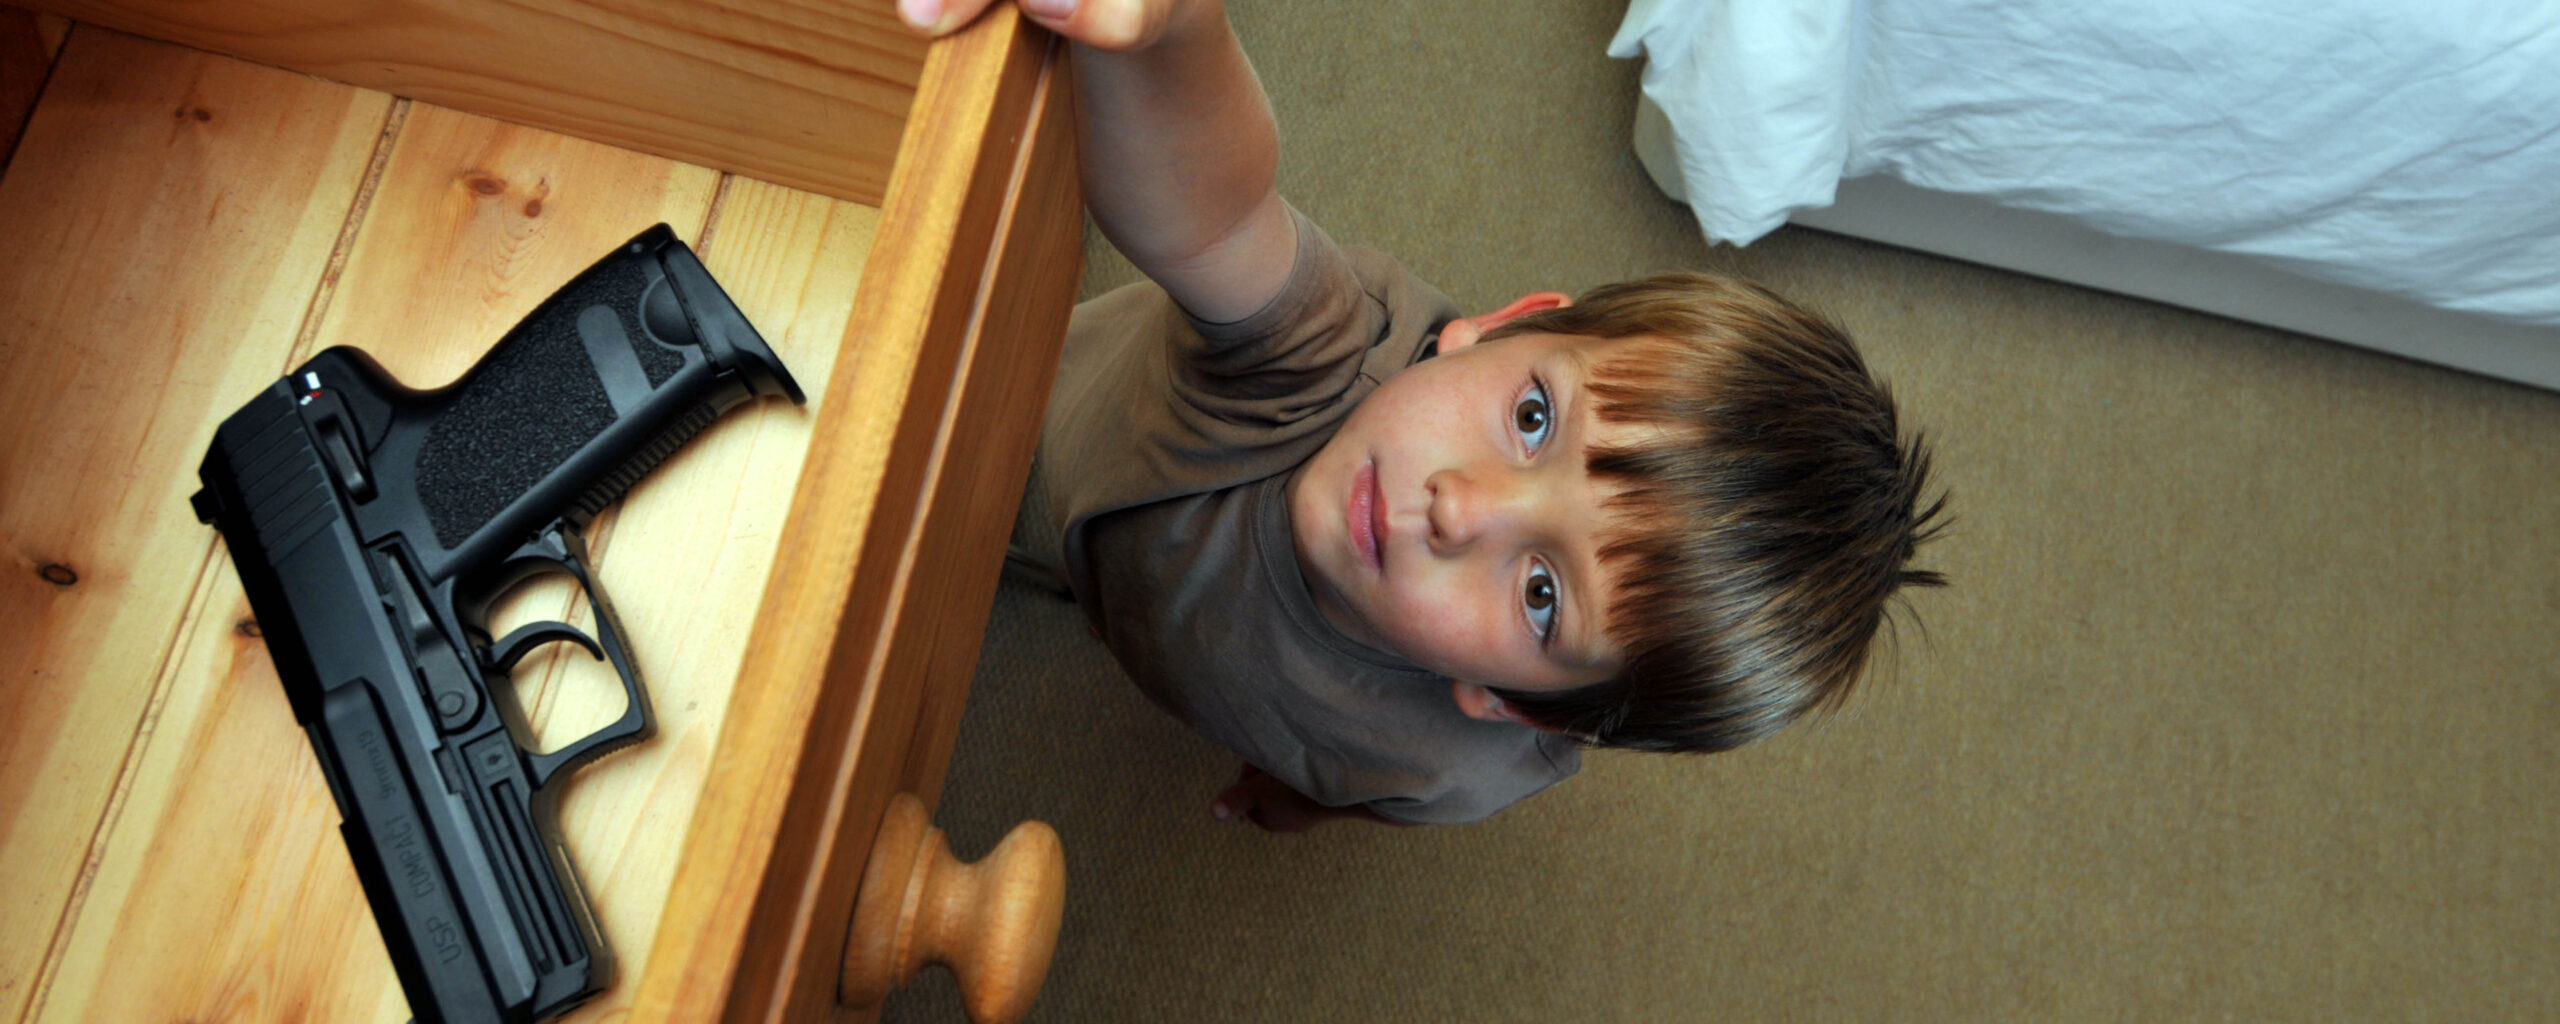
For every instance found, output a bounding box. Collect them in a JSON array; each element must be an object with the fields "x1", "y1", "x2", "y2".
[
  {"x1": 1450, "y1": 681, "x2": 1569, "y2": 733},
  {"x1": 1438, "y1": 291, "x2": 1573, "y2": 355}
]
